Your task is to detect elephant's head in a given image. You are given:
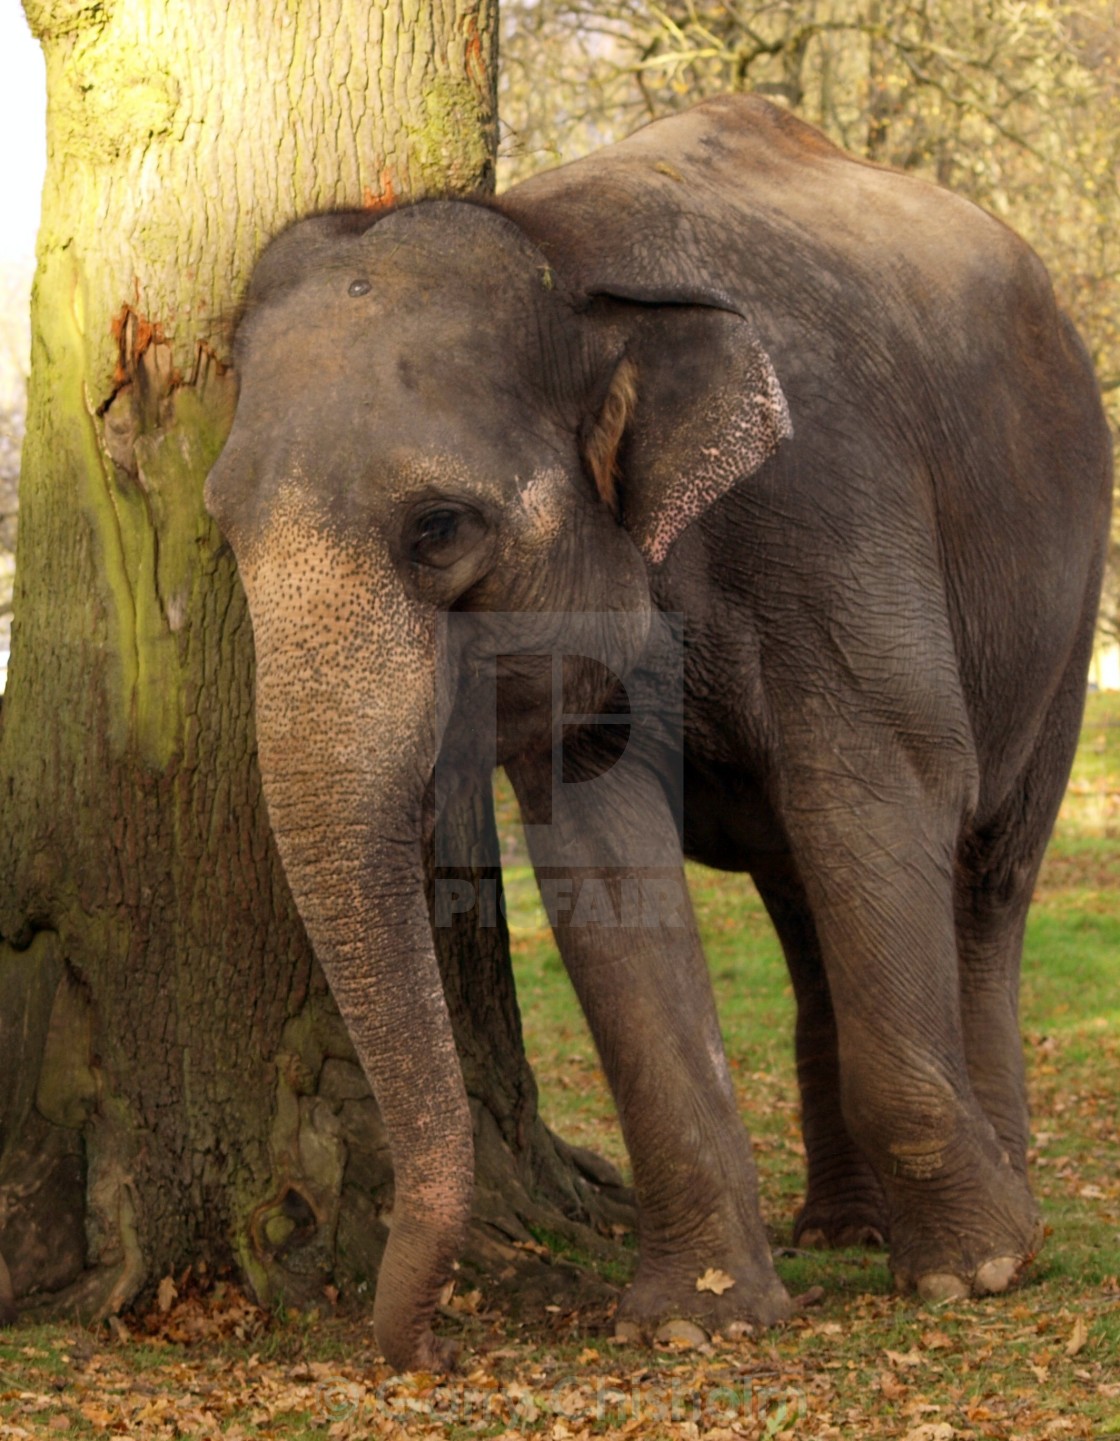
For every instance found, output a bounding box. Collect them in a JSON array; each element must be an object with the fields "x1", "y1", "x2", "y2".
[{"x1": 204, "y1": 198, "x2": 789, "y2": 1369}]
